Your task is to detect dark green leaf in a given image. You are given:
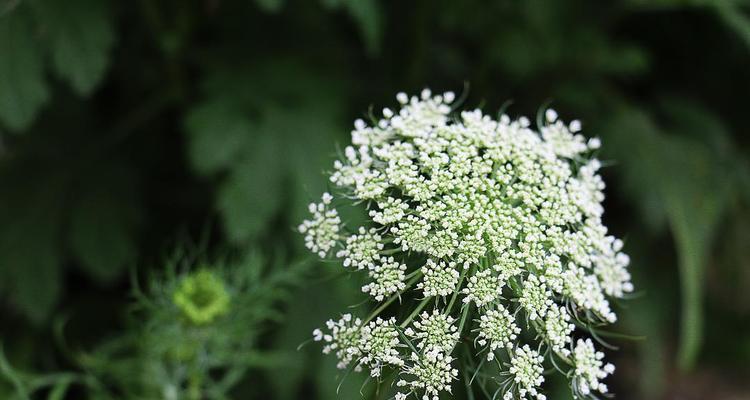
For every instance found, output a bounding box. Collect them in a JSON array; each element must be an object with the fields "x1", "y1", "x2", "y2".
[
  {"x1": 284, "y1": 101, "x2": 342, "y2": 225},
  {"x1": 217, "y1": 128, "x2": 283, "y2": 244},
  {"x1": 322, "y1": 0, "x2": 383, "y2": 55},
  {"x1": 0, "y1": 167, "x2": 65, "y2": 323},
  {"x1": 603, "y1": 106, "x2": 732, "y2": 370},
  {"x1": 31, "y1": 0, "x2": 115, "y2": 95},
  {"x1": 660, "y1": 136, "x2": 727, "y2": 370},
  {"x1": 602, "y1": 109, "x2": 669, "y2": 232},
  {"x1": 185, "y1": 99, "x2": 253, "y2": 176},
  {"x1": 715, "y1": 0, "x2": 750, "y2": 50},
  {"x1": 46, "y1": 376, "x2": 72, "y2": 400},
  {"x1": 0, "y1": 9, "x2": 49, "y2": 132},
  {"x1": 69, "y1": 167, "x2": 141, "y2": 284}
]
